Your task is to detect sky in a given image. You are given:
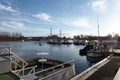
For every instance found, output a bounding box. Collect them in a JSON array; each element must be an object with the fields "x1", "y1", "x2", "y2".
[{"x1": 0, "y1": 0, "x2": 120, "y2": 37}]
